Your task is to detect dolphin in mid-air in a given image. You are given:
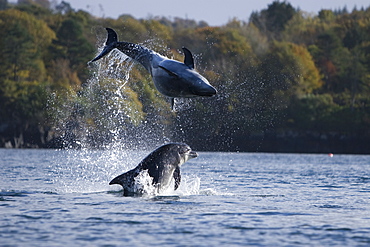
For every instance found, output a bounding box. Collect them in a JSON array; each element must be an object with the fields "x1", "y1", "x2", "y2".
[
  {"x1": 91, "y1": 28, "x2": 217, "y2": 108},
  {"x1": 109, "y1": 143, "x2": 198, "y2": 196}
]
